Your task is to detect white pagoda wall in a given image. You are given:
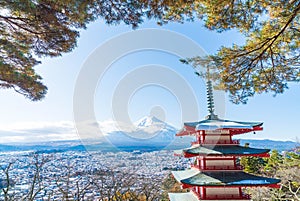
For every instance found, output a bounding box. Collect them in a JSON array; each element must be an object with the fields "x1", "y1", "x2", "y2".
[
  {"x1": 206, "y1": 187, "x2": 240, "y2": 196},
  {"x1": 206, "y1": 159, "x2": 235, "y2": 168},
  {"x1": 205, "y1": 135, "x2": 231, "y2": 142}
]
